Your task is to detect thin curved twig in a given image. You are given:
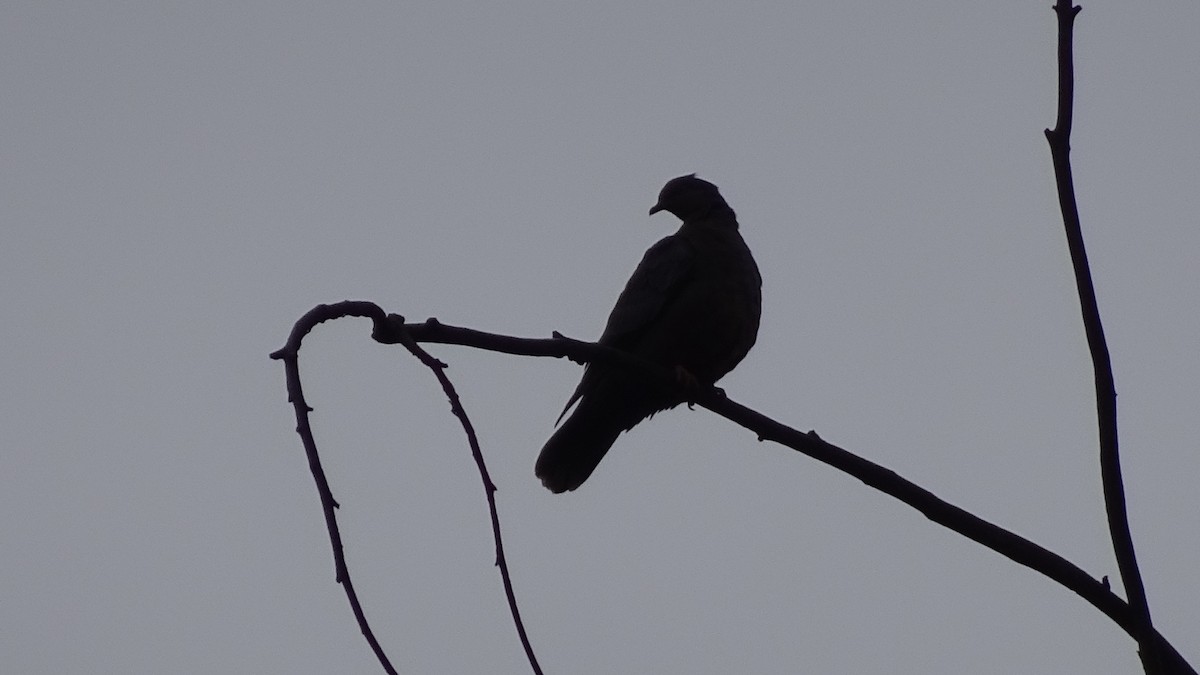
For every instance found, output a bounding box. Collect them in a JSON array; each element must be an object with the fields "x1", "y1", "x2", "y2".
[
  {"x1": 1042, "y1": 3, "x2": 1159, "y2": 671},
  {"x1": 271, "y1": 302, "x2": 544, "y2": 675},
  {"x1": 385, "y1": 322, "x2": 545, "y2": 675},
  {"x1": 270, "y1": 302, "x2": 399, "y2": 675}
]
